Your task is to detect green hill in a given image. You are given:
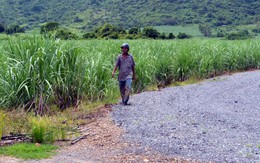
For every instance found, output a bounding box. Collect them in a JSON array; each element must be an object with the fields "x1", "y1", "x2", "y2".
[{"x1": 0, "y1": 0, "x2": 259, "y2": 30}]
